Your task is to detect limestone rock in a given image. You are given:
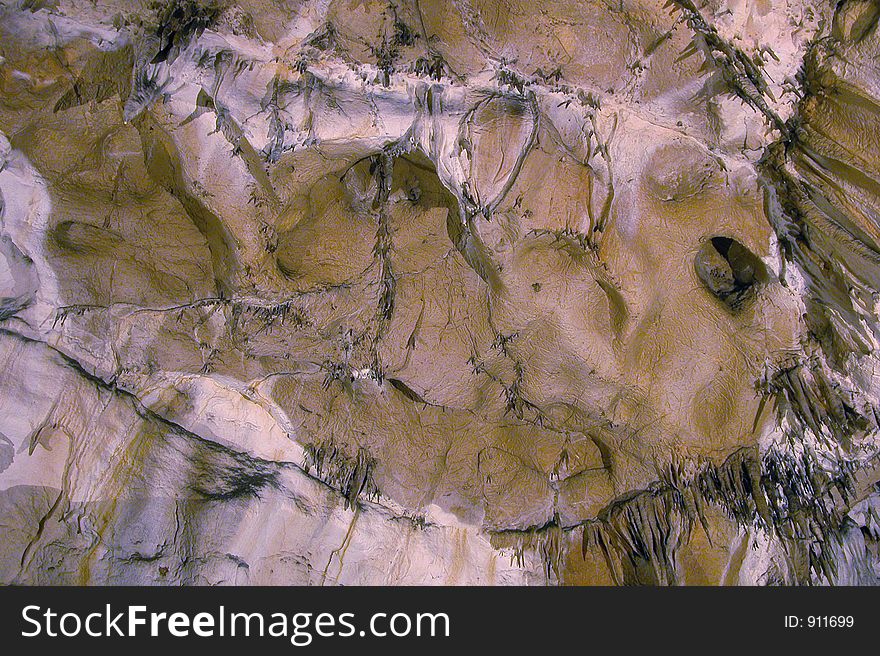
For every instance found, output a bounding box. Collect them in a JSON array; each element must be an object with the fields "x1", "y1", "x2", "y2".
[{"x1": 0, "y1": 0, "x2": 879, "y2": 585}]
